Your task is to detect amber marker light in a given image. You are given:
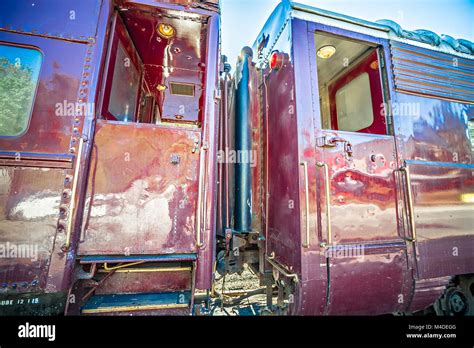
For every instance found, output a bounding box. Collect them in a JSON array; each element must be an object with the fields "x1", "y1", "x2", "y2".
[
  {"x1": 317, "y1": 45, "x2": 336, "y2": 59},
  {"x1": 156, "y1": 84, "x2": 167, "y2": 92},
  {"x1": 157, "y1": 23, "x2": 176, "y2": 39}
]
